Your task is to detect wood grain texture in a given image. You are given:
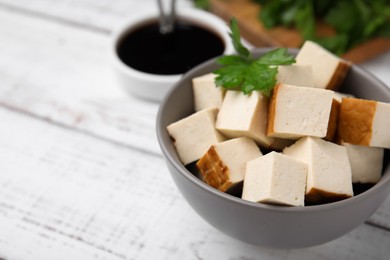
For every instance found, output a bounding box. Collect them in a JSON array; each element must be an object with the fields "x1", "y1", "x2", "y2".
[
  {"x1": 0, "y1": 8, "x2": 160, "y2": 155},
  {"x1": 0, "y1": 0, "x2": 388, "y2": 259},
  {"x1": 0, "y1": 108, "x2": 192, "y2": 260},
  {"x1": 0, "y1": 108, "x2": 389, "y2": 260},
  {"x1": 0, "y1": 0, "x2": 193, "y2": 33}
]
